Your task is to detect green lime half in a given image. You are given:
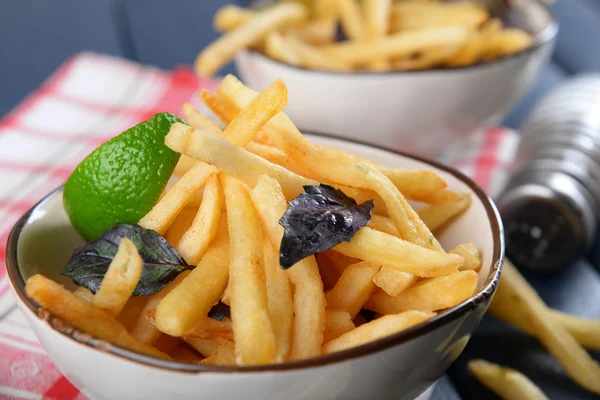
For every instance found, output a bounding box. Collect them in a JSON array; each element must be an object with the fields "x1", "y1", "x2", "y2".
[{"x1": 64, "y1": 113, "x2": 183, "y2": 241}]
